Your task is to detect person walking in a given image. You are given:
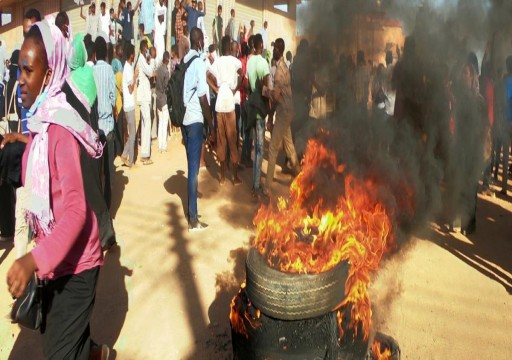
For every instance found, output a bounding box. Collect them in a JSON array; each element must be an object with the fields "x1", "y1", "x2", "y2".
[
  {"x1": 265, "y1": 38, "x2": 300, "y2": 193},
  {"x1": 182, "y1": 27, "x2": 215, "y2": 231},
  {"x1": 136, "y1": 39, "x2": 155, "y2": 165},
  {"x1": 4, "y1": 20, "x2": 106, "y2": 359}
]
